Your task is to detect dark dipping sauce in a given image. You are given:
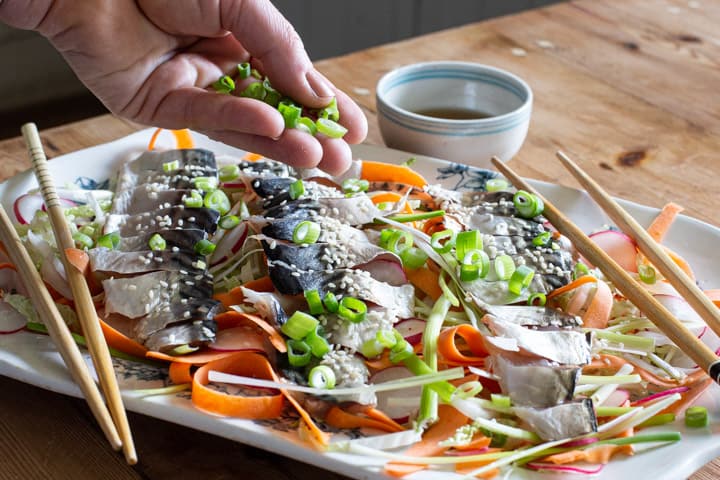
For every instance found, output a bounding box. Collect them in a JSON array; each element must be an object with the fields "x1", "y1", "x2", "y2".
[{"x1": 413, "y1": 107, "x2": 494, "y2": 120}]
